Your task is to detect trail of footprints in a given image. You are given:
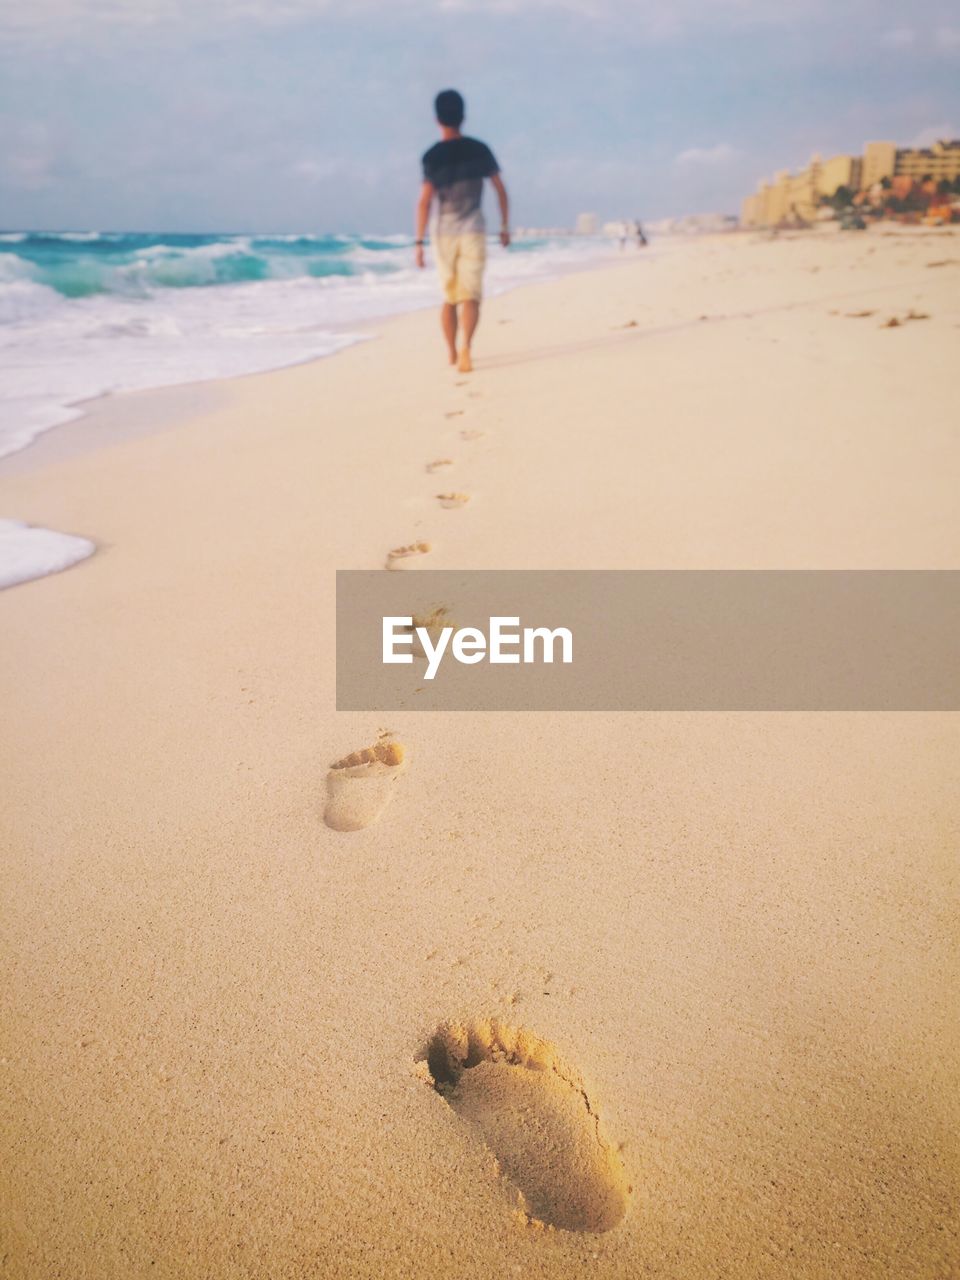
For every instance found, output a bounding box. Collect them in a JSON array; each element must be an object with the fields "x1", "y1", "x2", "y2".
[
  {"x1": 328, "y1": 380, "x2": 629, "y2": 1234},
  {"x1": 325, "y1": 257, "x2": 945, "y2": 1232},
  {"x1": 383, "y1": 380, "x2": 486, "y2": 567},
  {"x1": 323, "y1": 737, "x2": 632, "y2": 1233}
]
